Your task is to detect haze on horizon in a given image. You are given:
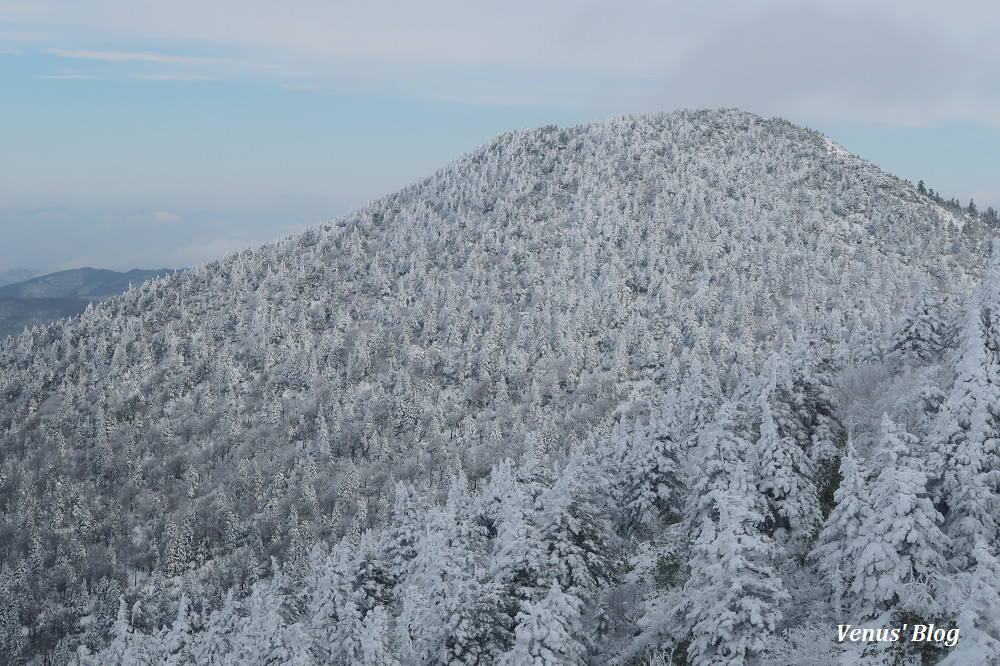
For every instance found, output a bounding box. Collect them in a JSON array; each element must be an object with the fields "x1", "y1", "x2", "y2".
[{"x1": 3, "y1": 0, "x2": 1000, "y2": 274}]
